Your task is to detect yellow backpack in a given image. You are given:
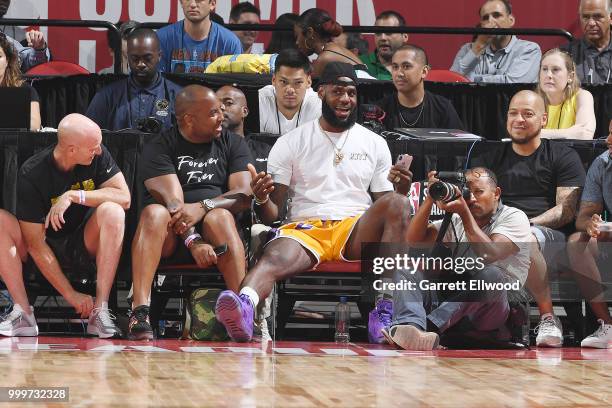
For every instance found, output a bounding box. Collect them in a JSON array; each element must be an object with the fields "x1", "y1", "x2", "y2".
[{"x1": 205, "y1": 53, "x2": 278, "y2": 74}]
